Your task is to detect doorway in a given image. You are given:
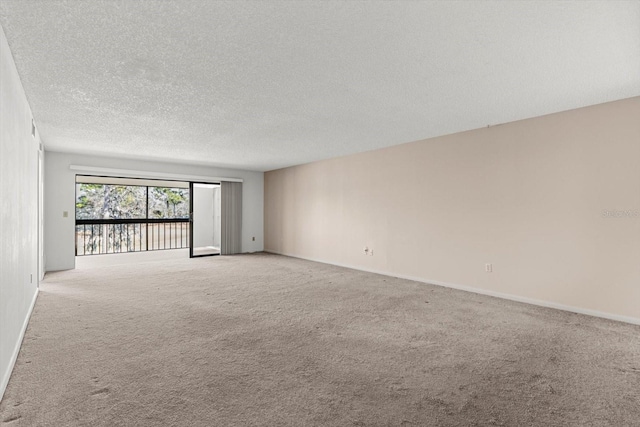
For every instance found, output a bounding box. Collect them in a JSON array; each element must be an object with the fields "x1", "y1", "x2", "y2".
[{"x1": 189, "y1": 182, "x2": 221, "y2": 257}]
